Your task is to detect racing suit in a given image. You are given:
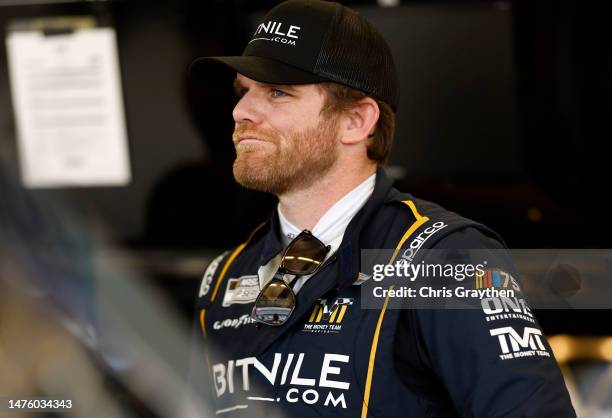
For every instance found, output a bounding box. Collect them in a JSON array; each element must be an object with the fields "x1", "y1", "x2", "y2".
[{"x1": 189, "y1": 168, "x2": 576, "y2": 417}]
